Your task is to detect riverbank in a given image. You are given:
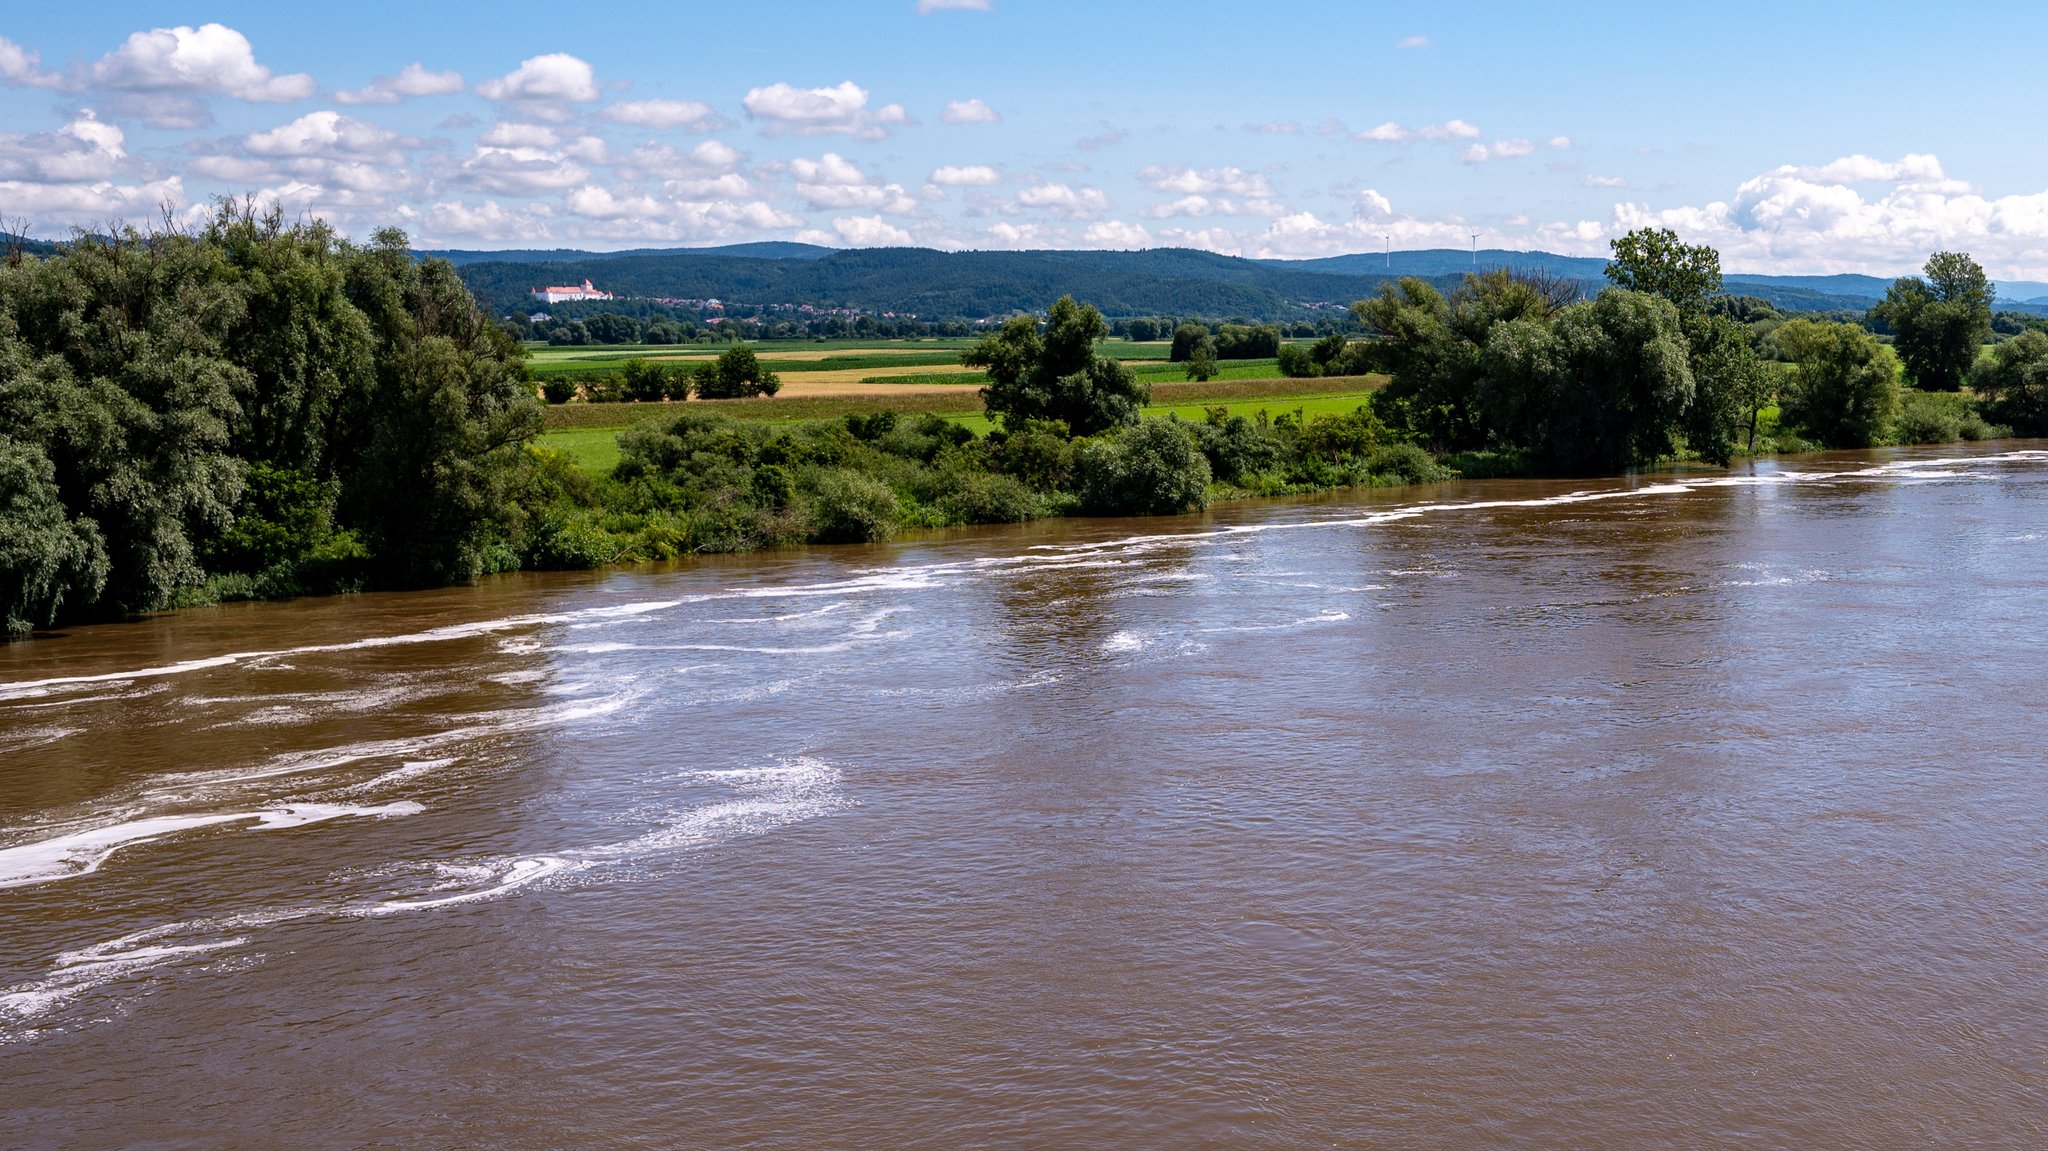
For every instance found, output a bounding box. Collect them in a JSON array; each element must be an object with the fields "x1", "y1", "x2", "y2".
[{"x1": 506, "y1": 379, "x2": 2015, "y2": 578}]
